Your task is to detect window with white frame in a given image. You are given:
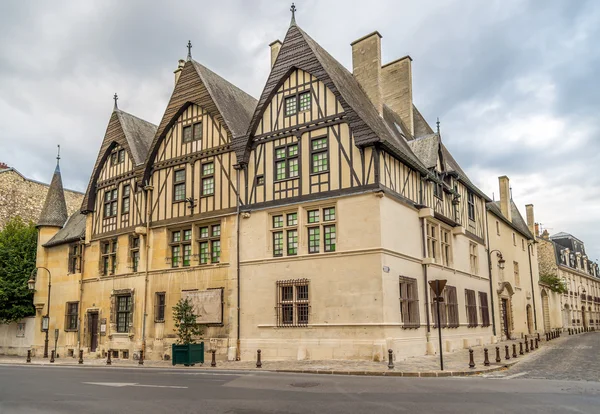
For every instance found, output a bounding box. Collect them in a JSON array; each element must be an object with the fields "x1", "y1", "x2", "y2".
[
  {"x1": 306, "y1": 206, "x2": 336, "y2": 254},
  {"x1": 276, "y1": 279, "x2": 309, "y2": 327},
  {"x1": 310, "y1": 137, "x2": 328, "y2": 174},
  {"x1": 271, "y1": 212, "x2": 298, "y2": 257},
  {"x1": 170, "y1": 229, "x2": 192, "y2": 267},
  {"x1": 197, "y1": 223, "x2": 221, "y2": 264},
  {"x1": 440, "y1": 228, "x2": 452, "y2": 266},
  {"x1": 103, "y1": 188, "x2": 118, "y2": 218},
  {"x1": 201, "y1": 162, "x2": 215, "y2": 196},
  {"x1": 426, "y1": 221, "x2": 438, "y2": 261},
  {"x1": 100, "y1": 239, "x2": 117, "y2": 275},
  {"x1": 469, "y1": 242, "x2": 479, "y2": 274},
  {"x1": 274, "y1": 144, "x2": 299, "y2": 181},
  {"x1": 467, "y1": 191, "x2": 475, "y2": 221}
]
